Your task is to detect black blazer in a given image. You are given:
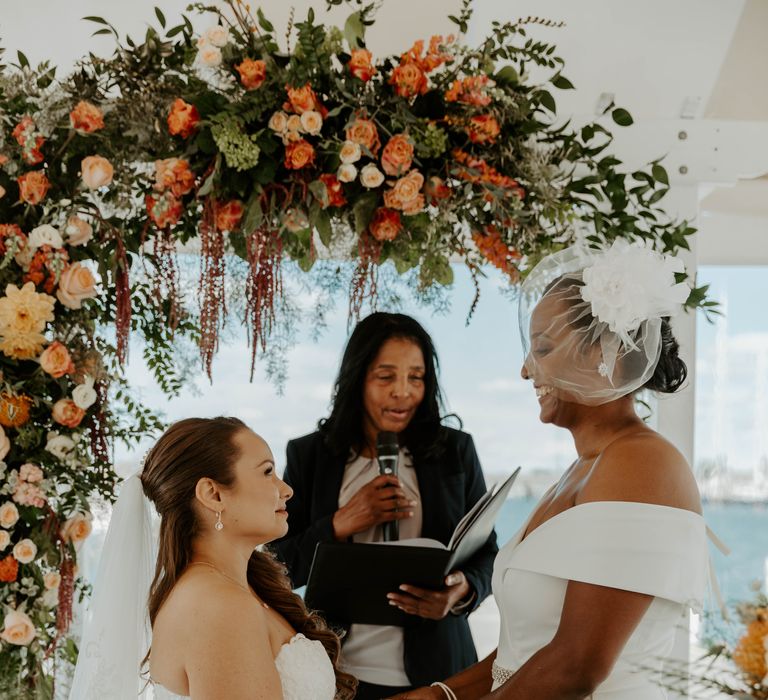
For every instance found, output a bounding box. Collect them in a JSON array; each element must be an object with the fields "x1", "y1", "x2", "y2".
[{"x1": 273, "y1": 427, "x2": 498, "y2": 687}]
